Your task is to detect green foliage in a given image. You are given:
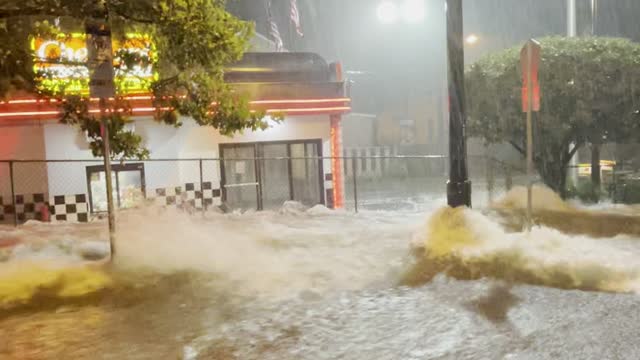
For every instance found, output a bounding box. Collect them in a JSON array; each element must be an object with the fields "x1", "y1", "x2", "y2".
[
  {"x1": 0, "y1": 0, "x2": 271, "y2": 159},
  {"x1": 59, "y1": 96, "x2": 149, "y2": 159},
  {"x1": 467, "y1": 37, "x2": 640, "y2": 197},
  {"x1": 566, "y1": 178, "x2": 603, "y2": 203}
]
